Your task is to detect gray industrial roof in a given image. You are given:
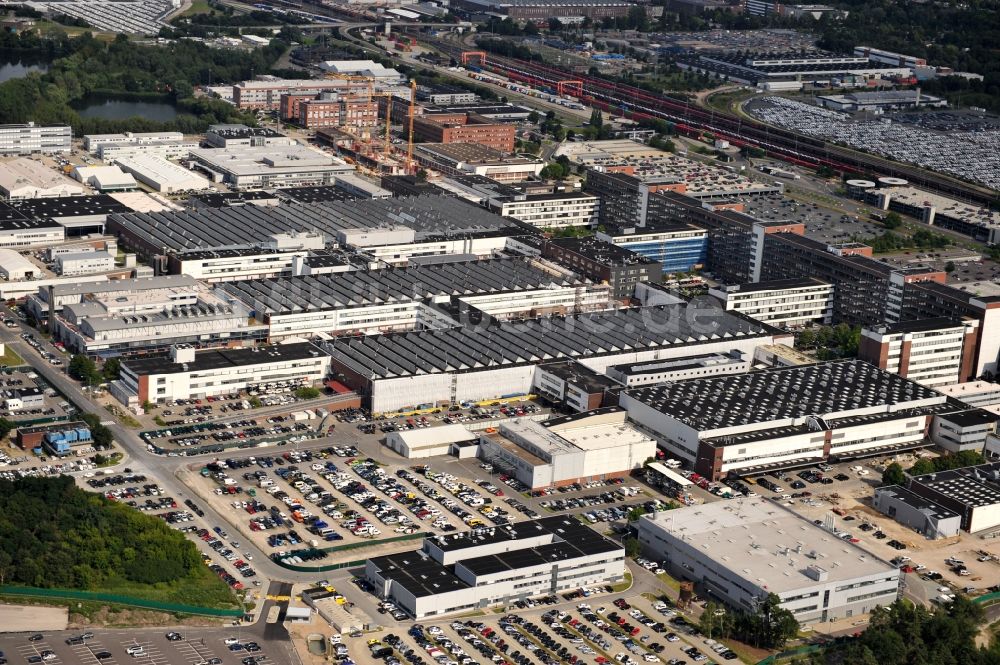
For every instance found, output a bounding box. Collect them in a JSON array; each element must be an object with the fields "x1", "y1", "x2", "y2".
[
  {"x1": 627, "y1": 359, "x2": 943, "y2": 432},
  {"x1": 107, "y1": 195, "x2": 527, "y2": 253},
  {"x1": 329, "y1": 303, "x2": 774, "y2": 379},
  {"x1": 220, "y1": 257, "x2": 583, "y2": 315}
]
